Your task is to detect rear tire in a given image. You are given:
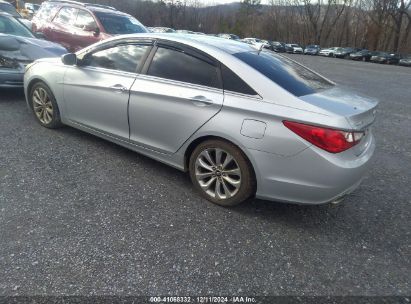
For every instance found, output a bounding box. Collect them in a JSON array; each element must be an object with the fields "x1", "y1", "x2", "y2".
[
  {"x1": 29, "y1": 82, "x2": 62, "y2": 129},
  {"x1": 189, "y1": 139, "x2": 255, "y2": 207}
]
